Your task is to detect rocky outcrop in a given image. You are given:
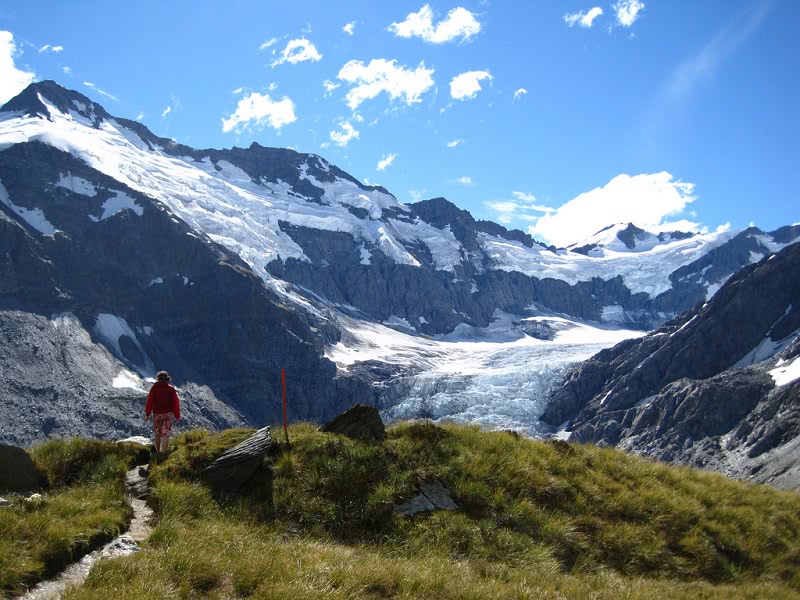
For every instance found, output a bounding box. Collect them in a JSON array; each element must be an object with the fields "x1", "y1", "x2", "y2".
[
  {"x1": 0, "y1": 444, "x2": 44, "y2": 492},
  {"x1": 395, "y1": 480, "x2": 458, "y2": 516},
  {"x1": 320, "y1": 404, "x2": 386, "y2": 441},
  {"x1": 543, "y1": 242, "x2": 800, "y2": 490},
  {"x1": 202, "y1": 427, "x2": 272, "y2": 492}
]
